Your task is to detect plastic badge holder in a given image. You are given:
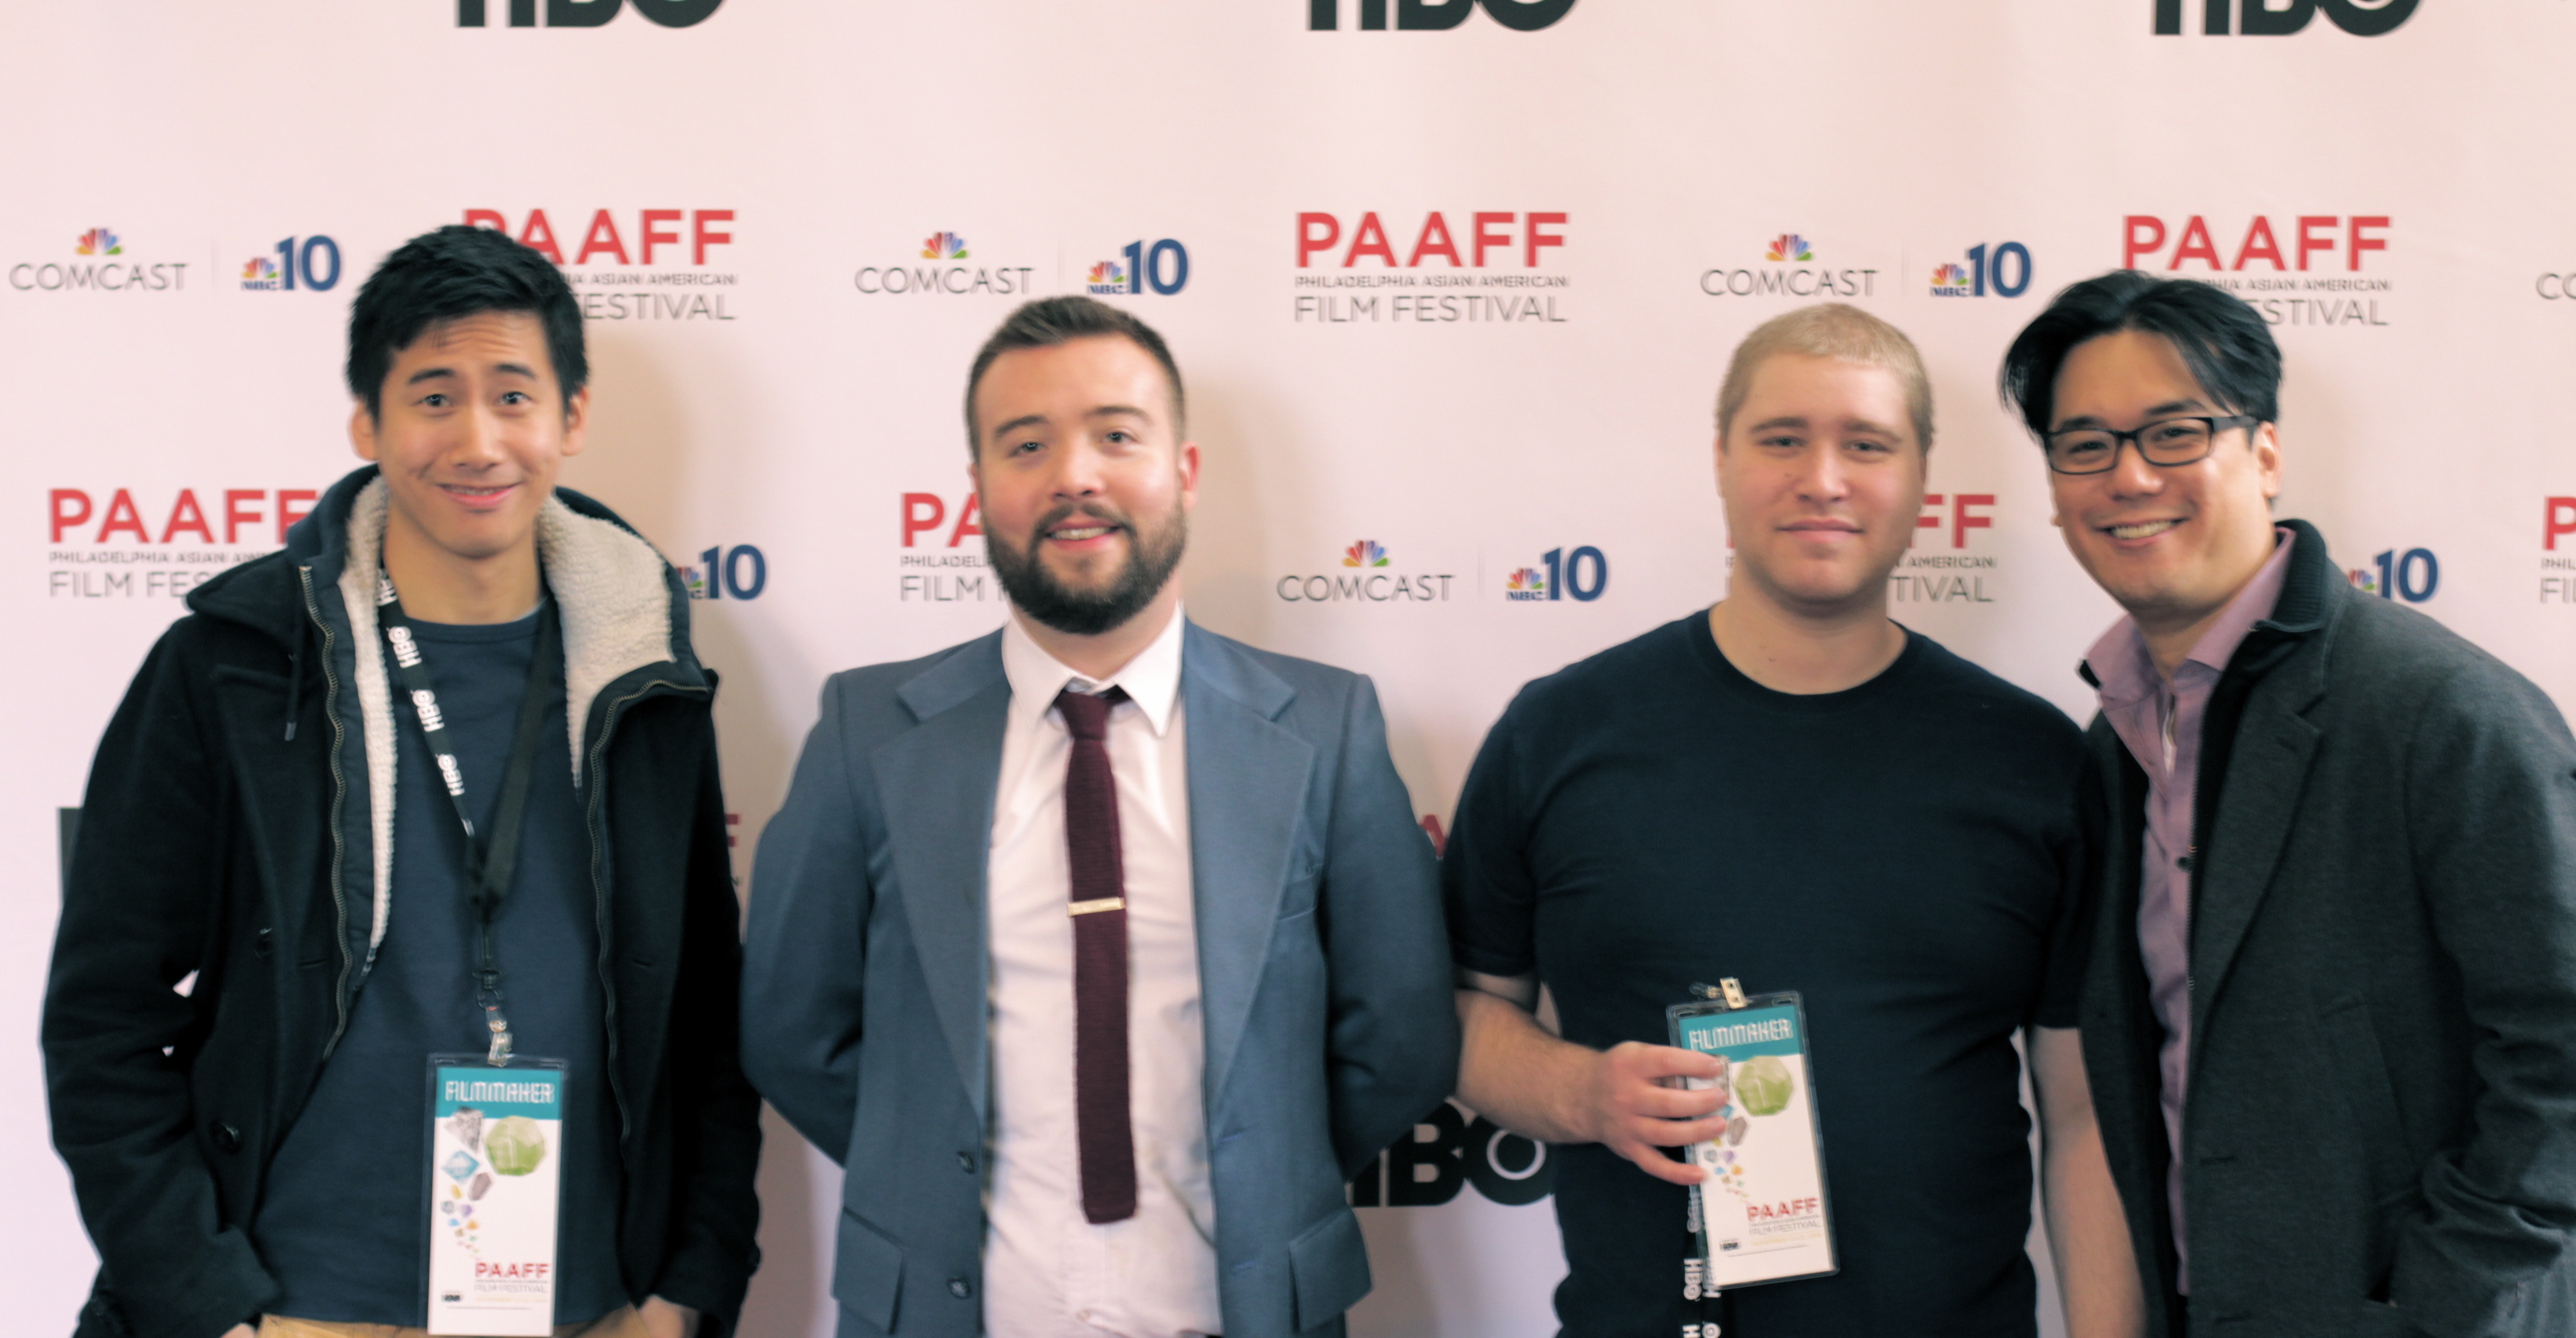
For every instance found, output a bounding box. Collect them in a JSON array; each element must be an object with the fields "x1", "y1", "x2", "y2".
[{"x1": 1668, "y1": 983, "x2": 1838, "y2": 1295}]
